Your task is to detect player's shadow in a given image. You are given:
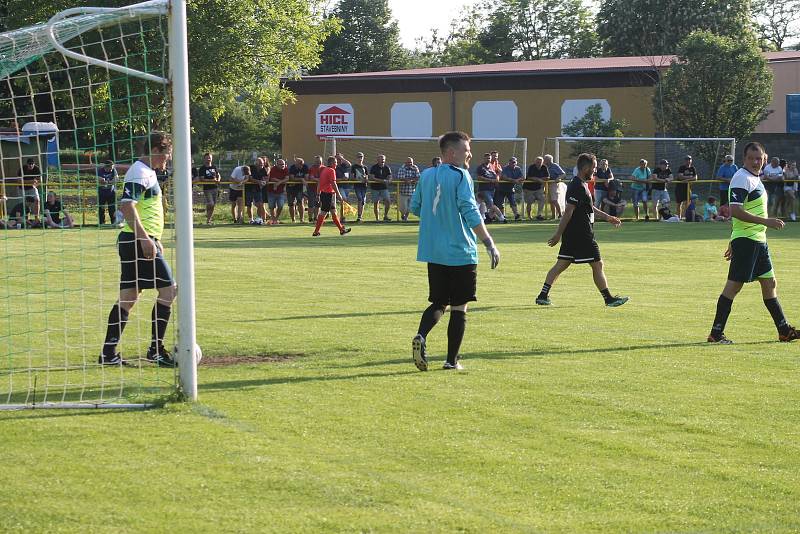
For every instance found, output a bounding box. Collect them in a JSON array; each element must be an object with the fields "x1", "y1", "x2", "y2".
[{"x1": 237, "y1": 304, "x2": 530, "y2": 323}]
